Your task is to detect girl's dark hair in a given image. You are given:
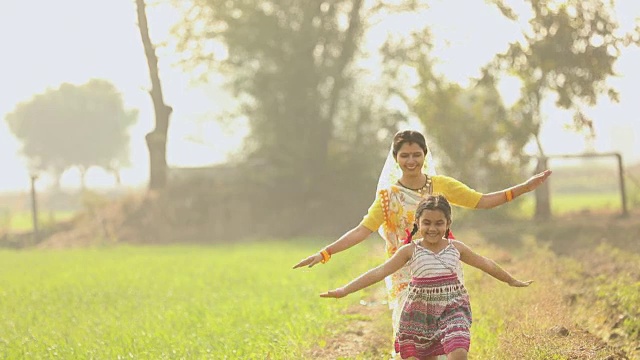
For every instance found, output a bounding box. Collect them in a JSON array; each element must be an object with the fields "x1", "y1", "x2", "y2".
[
  {"x1": 392, "y1": 130, "x2": 428, "y2": 158},
  {"x1": 410, "y1": 195, "x2": 453, "y2": 239}
]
